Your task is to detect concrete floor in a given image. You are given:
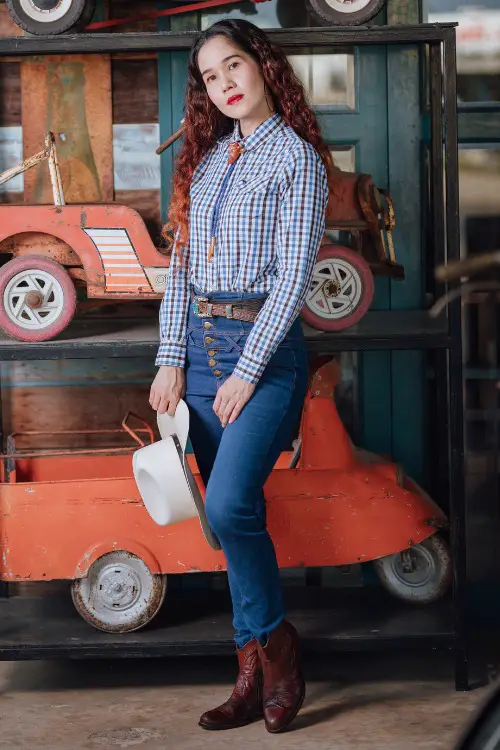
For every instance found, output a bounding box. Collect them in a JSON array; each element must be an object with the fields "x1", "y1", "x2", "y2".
[{"x1": 0, "y1": 651, "x2": 491, "y2": 749}]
